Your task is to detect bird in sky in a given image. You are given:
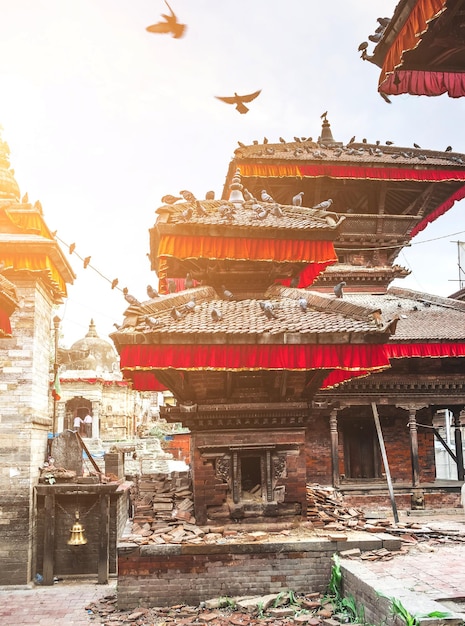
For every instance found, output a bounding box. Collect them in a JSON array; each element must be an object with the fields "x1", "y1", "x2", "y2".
[
  {"x1": 333, "y1": 281, "x2": 347, "y2": 298},
  {"x1": 147, "y1": 285, "x2": 159, "y2": 299},
  {"x1": 292, "y1": 192, "x2": 304, "y2": 207},
  {"x1": 146, "y1": 0, "x2": 186, "y2": 38},
  {"x1": 312, "y1": 199, "x2": 333, "y2": 211},
  {"x1": 215, "y1": 89, "x2": 261, "y2": 114}
]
